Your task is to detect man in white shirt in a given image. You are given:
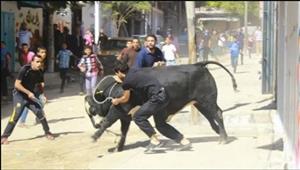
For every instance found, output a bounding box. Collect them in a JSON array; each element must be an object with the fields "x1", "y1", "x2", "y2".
[
  {"x1": 161, "y1": 37, "x2": 178, "y2": 66},
  {"x1": 17, "y1": 23, "x2": 33, "y2": 61},
  {"x1": 17, "y1": 23, "x2": 33, "y2": 49}
]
